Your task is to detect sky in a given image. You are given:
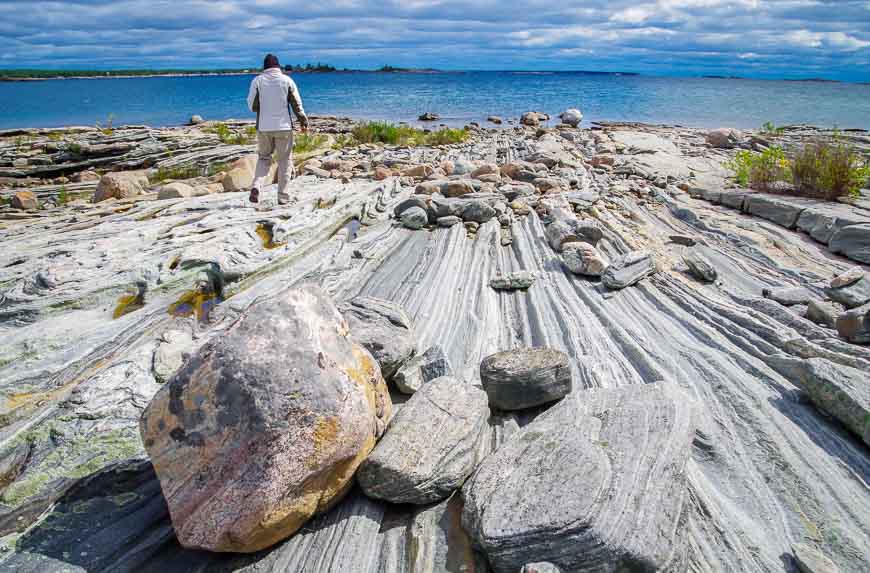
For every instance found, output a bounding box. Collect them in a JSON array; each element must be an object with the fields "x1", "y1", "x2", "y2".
[{"x1": 1, "y1": 0, "x2": 869, "y2": 81}]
